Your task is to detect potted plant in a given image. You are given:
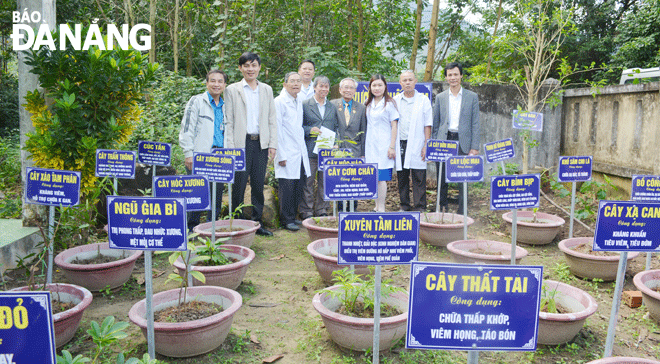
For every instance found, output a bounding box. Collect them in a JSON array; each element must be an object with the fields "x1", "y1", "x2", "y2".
[
  {"x1": 54, "y1": 242, "x2": 142, "y2": 291},
  {"x1": 419, "y1": 211, "x2": 474, "y2": 247},
  {"x1": 11, "y1": 224, "x2": 93, "y2": 348},
  {"x1": 537, "y1": 280, "x2": 598, "y2": 345},
  {"x1": 502, "y1": 209, "x2": 565, "y2": 245},
  {"x1": 559, "y1": 237, "x2": 639, "y2": 281},
  {"x1": 312, "y1": 268, "x2": 408, "y2": 351},
  {"x1": 129, "y1": 245, "x2": 243, "y2": 358},
  {"x1": 303, "y1": 216, "x2": 339, "y2": 241},
  {"x1": 446, "y1": 239, "x2": 528, "y2": 265},
  {"x1": 633, "y1": 270, "x2": 660, "y2": 323},
  {"x1": 172, "y1": 234, "x2": 255, "y2": 290},
  {"x1": 307, "y1": 238, "x2": 371, "y2": 284},
  {"x1": 193, "y1": 203, "x2": 260, "y2": 248},
  {"x1": 586, "y1": 357, "x2": 660, "y2": 364}
]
